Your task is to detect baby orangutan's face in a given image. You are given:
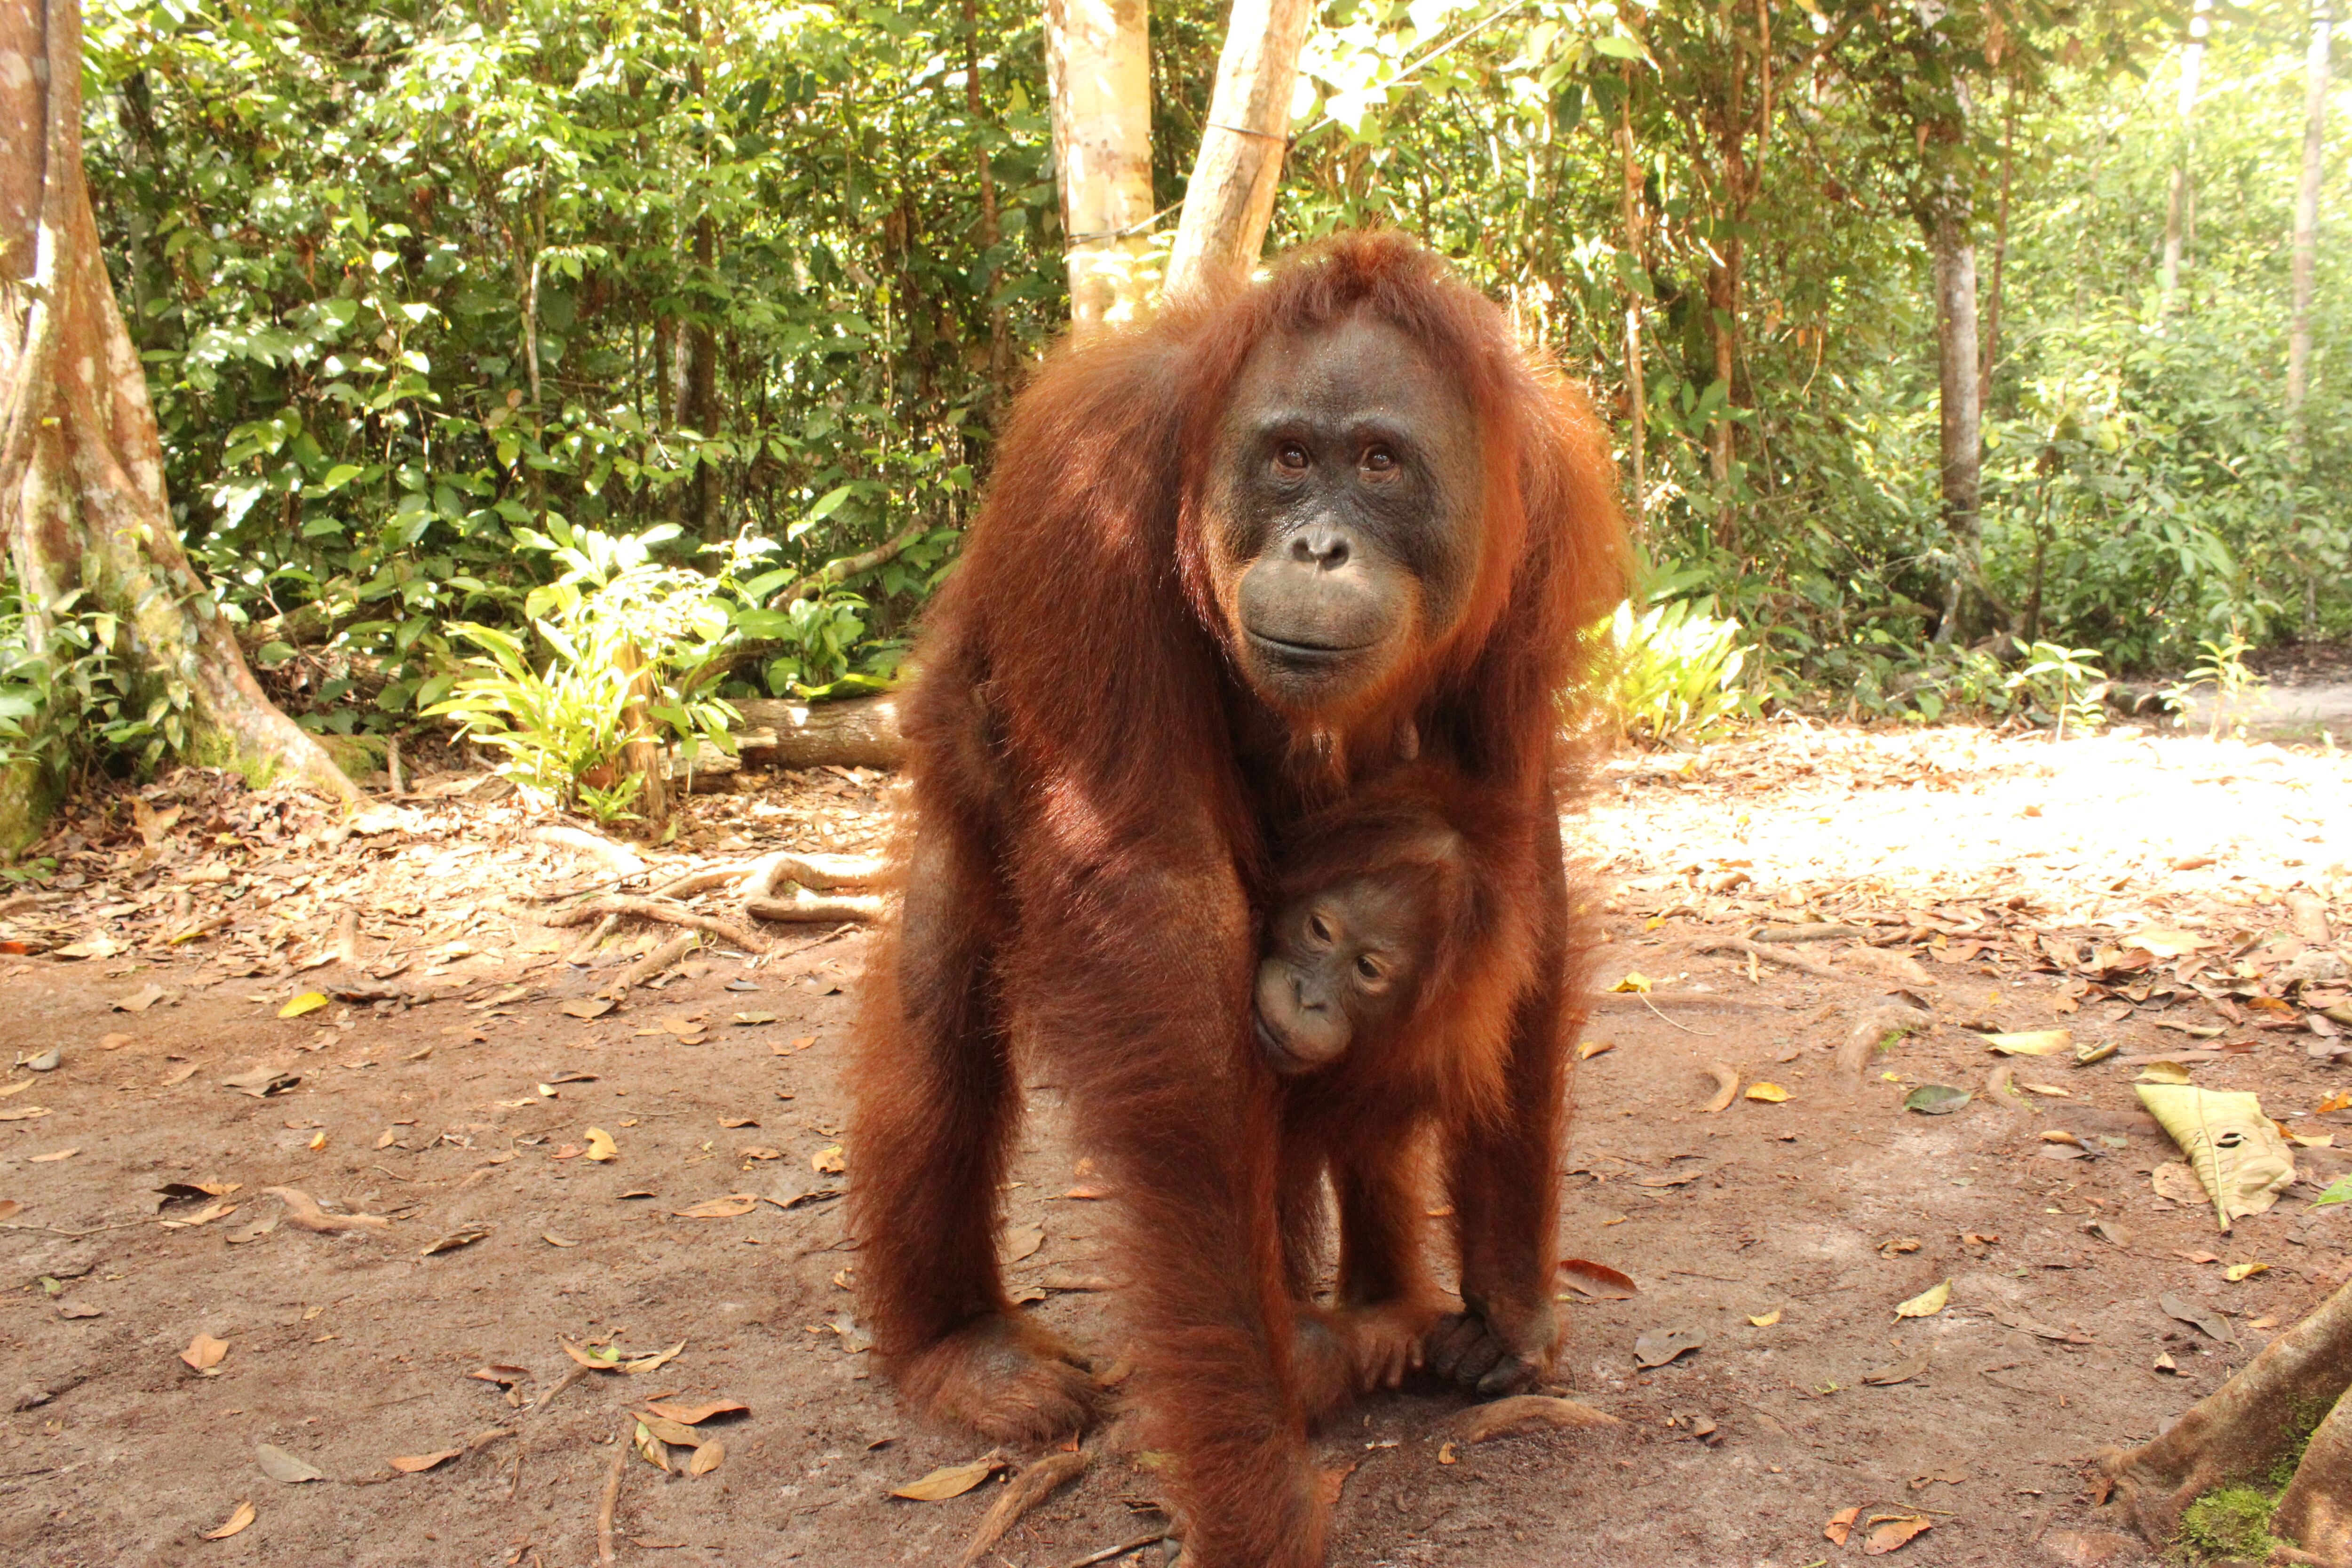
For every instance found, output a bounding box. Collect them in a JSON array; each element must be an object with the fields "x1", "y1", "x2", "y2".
[{"x1": 1253, "y1": 876, "x2": 1425, "y2": 1075}]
